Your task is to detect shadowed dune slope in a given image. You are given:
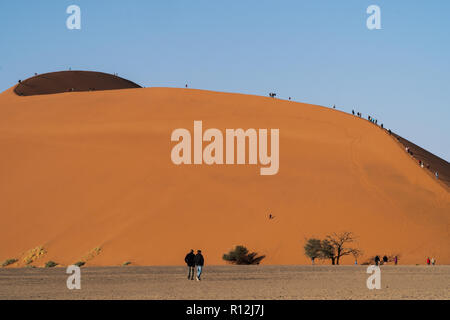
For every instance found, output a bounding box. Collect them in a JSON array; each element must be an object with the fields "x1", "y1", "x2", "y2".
[
  {"x1": 14, "y1": 71, "x2": 141, "y2": 96},
  {"x1": 0, "y1": 87, "x2": 448, "y2": 266},
  {"x1": 390, "y1": 132, "x2": 449, "y2": 187}
]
